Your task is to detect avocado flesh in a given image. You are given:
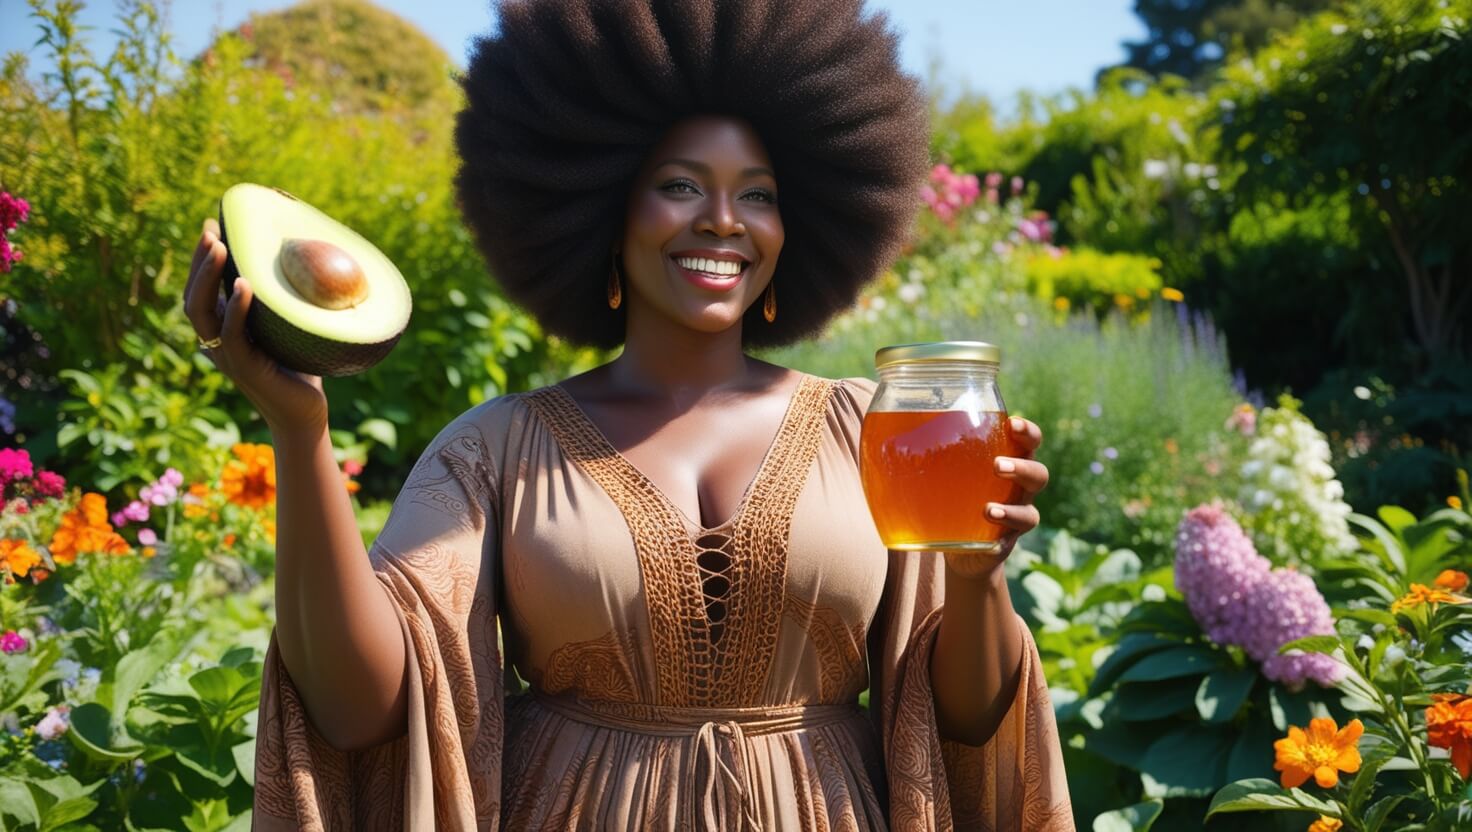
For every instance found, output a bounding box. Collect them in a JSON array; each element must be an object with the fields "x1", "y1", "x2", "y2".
[{"x1": 217, "y1": 183, "x2": 411, "y2": 377}]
